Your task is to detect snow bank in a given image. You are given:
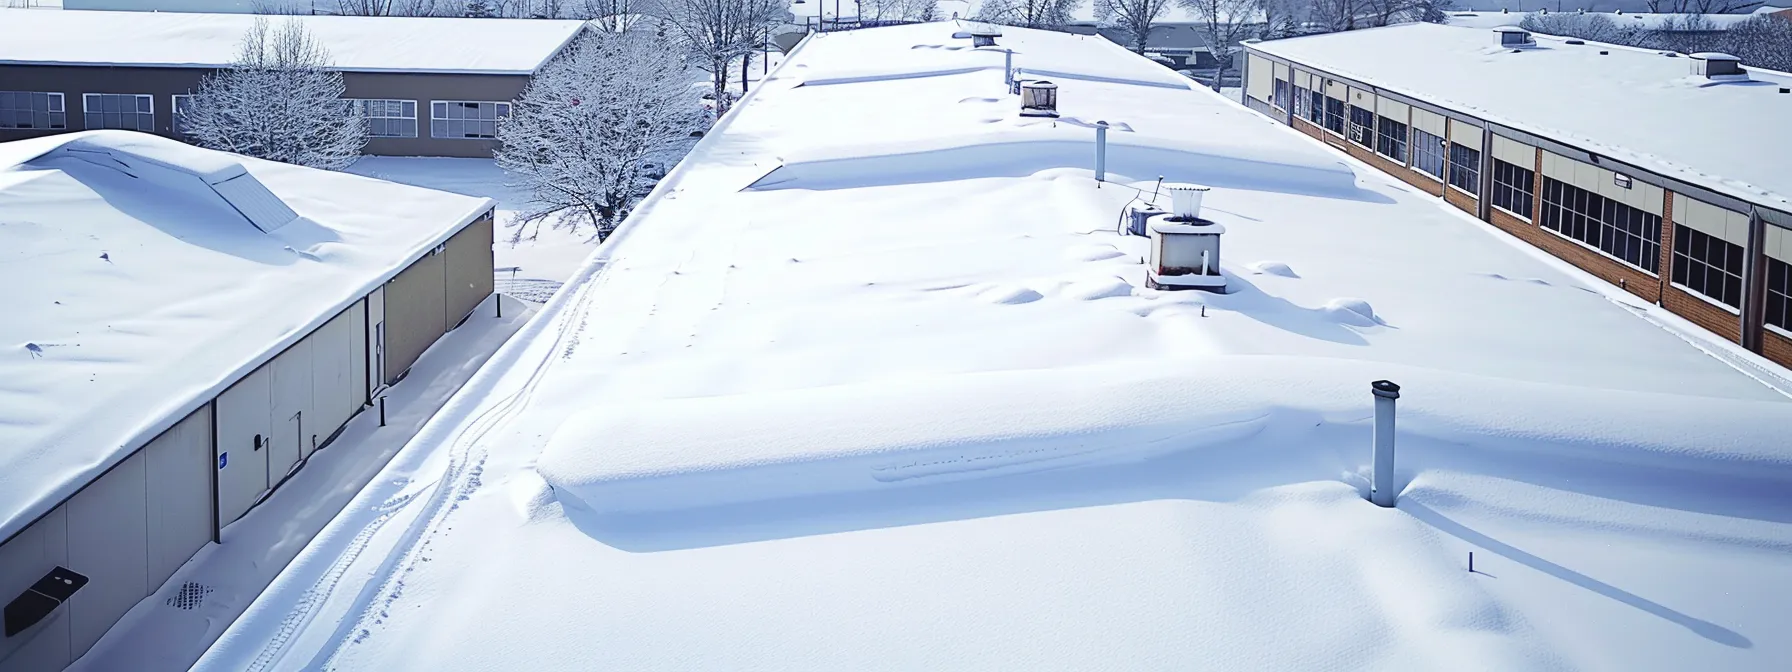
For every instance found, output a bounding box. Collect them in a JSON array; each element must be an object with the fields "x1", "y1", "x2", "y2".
[{"x1": 542, "y1": 356, "x2": 1792, "y2": 516}]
